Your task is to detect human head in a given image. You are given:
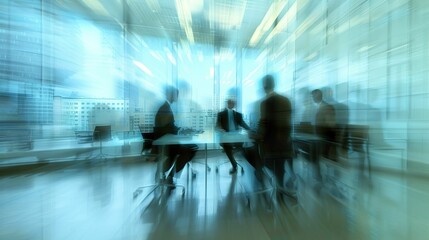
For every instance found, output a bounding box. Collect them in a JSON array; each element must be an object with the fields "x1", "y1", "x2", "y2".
[
  {"x1": 311, "y1": 89, "x2": 323, "y2": 103},
  {"x1": 262, "y1": 74, "x2": 275, "y2": 94},
  {"x1": 165, "y1": 86, "x2": 179, "y2": 103},
  {"x1": 226, "y1": 99, "x2": 236, "y2": 109}
]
